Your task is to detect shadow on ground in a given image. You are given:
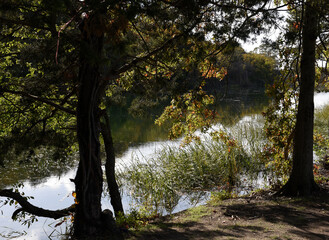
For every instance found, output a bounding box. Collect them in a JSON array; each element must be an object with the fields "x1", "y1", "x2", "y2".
[
  {"x1": 223, "y1": 196, "x2": 329, "y2": 240},
  {"x1": 126, "y1": 192, "x2": 329, "y2": 240}
]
